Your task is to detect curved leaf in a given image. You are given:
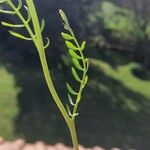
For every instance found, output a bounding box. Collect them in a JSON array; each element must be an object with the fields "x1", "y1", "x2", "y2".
[
  {"x1": 24, "y1": 6, "x2": 31, "y2": 23},
  {"x1": 24, "y1": 5, "x2": 28, "y2": 10},
  {"x1": 17, "y1": 0, "x2": 22, "y2": 10},
  {"x1": 41, "y1": 19, "x2": 45, "y2": 32},
  {"x1": 80, "y1": 41, "x2": 86, "y2": 51},
  {"x1": 69, "y1": 50, "x2": 81, "y2": 59},
  {"x1": 9, "y1": 30, "x2": 32, "y2": 40},
  {"x1": 66, "y1": 104, "x2": 72, "y2": 117},
  {"x1": 1, "y1": 21, "x2": 24, "y2": 28},
  {"x1": 44, "y1": 37, "x2": 50, "y2": 49},
  {"x1": 0, "y1": 0, "x2": 6, "y2": 3},
  {"x1": 71, "y1": 67, "x2": 82, "y2": 82},
  {"x1": 72, "y1": 58, "x2": 83, "y2": 71},
  {"x1": 72, "y1": 112, "x2": 79, "y2": 117},
  {"x1": 0, "y1": 9, "x2": 16, "y2": 14},
  {"x1": 61, "y1": 32, "x2": 73, "y2": 40},
  {"x1": 65, "y1": 41, "x2": 78, "y2": 50},
  {"x1": 68, "y1": 94, "x2": 75, "y2": 106},
  {"x1": 66, "y1": 83, "x2": 77, "y2": 95}
]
